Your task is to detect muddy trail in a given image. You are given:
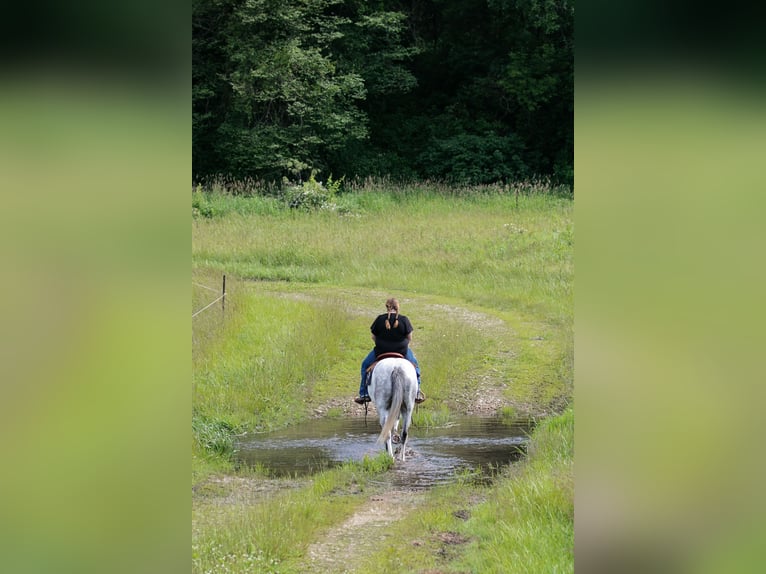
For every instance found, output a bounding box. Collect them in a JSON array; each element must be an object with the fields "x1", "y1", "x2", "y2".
[
  {"x1": 304, "y1": 484, "x2": 483, "y2": 574},
  {"x1": 305, "y1": 488, "x2": 425, "y2": 574}
]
